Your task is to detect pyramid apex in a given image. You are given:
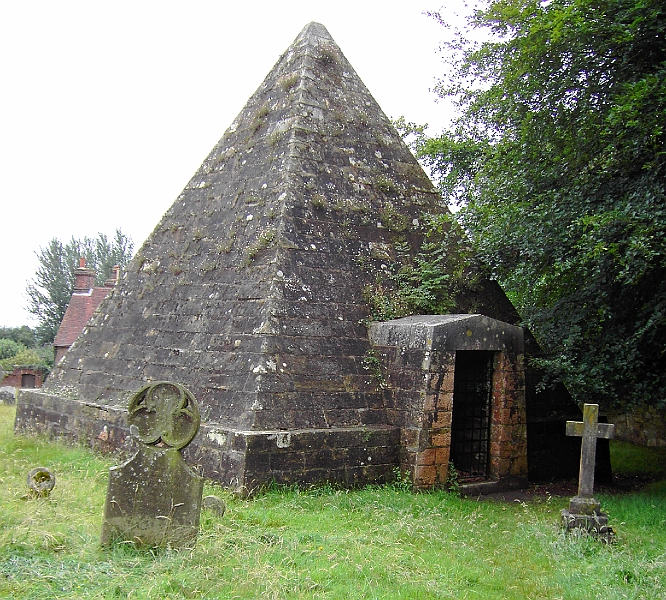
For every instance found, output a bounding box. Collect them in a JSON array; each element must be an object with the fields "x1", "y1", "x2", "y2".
[{"x1": 297, "y1": 21, "x2": 333, "y2": 41}]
